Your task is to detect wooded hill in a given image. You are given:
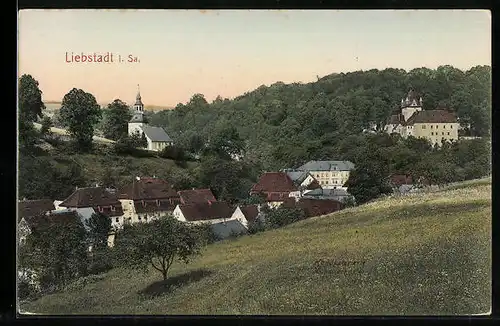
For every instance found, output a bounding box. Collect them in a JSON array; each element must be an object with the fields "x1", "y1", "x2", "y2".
[{"x1": 150, "y1": 65, "x2": 491, "y2": 172}]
